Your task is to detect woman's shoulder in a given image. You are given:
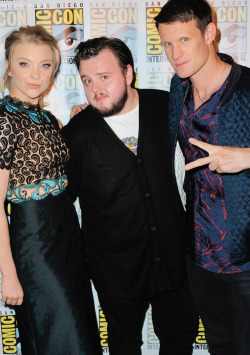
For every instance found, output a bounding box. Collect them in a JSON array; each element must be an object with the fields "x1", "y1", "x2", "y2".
[{"x1": 40, "y1": 108, "x2": 58, "y2": 124}]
